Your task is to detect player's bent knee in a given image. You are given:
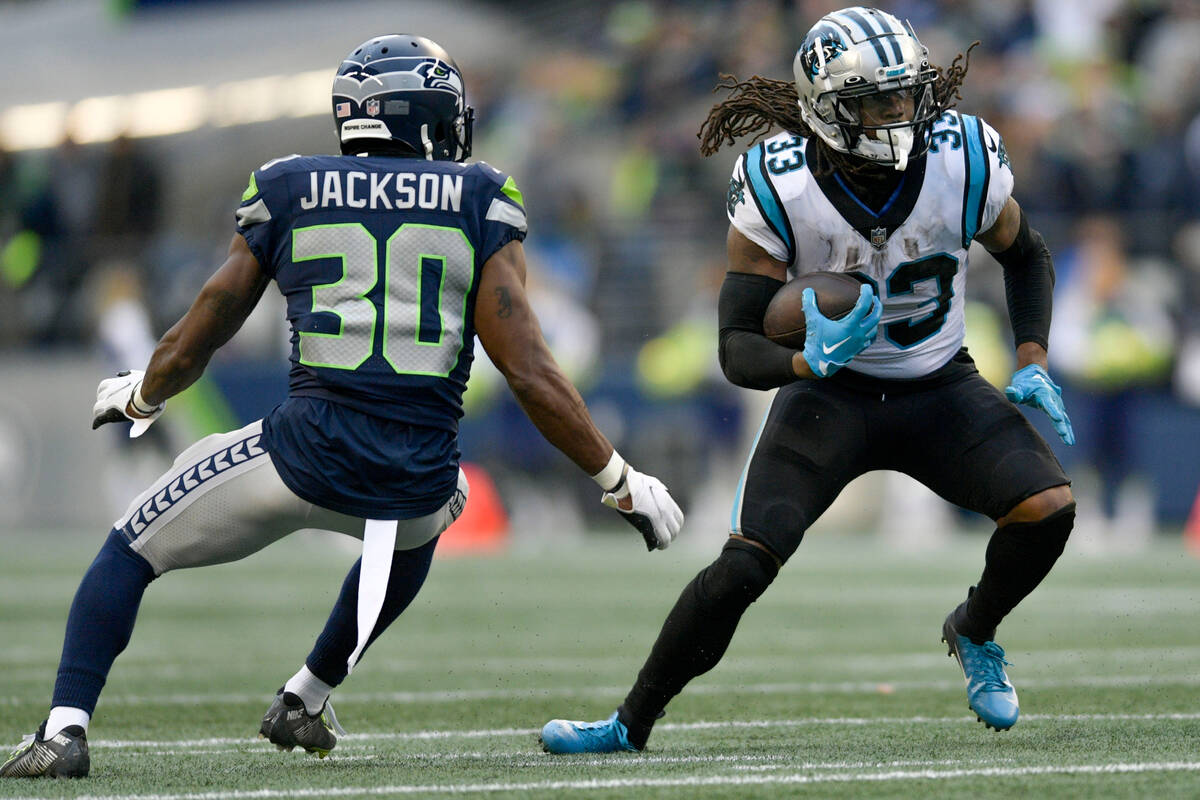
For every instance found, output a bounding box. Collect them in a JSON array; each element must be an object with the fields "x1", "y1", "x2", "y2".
[
  {"x1": 696, "y1": 537, "x2": 781, "y2": 607},
  {"x1": 998, "y1": 485, "x2": 1074, "y2": 526},
  {"x1": 101, "y1": 528, "x2": 157, "y2": 576}
]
